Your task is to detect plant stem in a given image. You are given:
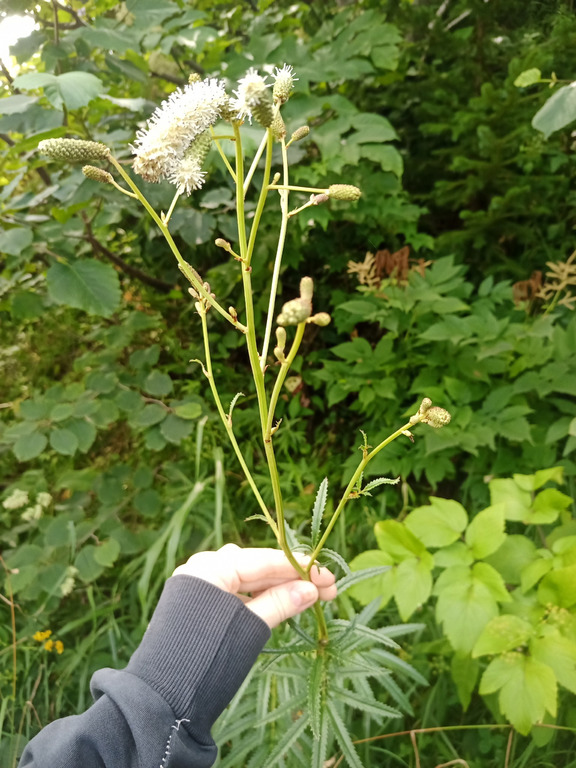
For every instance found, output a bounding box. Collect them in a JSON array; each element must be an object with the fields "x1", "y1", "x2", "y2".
[
  {"x1": 260, "y1": 136, "x2": 290, "y2": 371},
  {"x1": 306, "y1": 418, "x2": 419, "y2": 570},
  {"x1": 268, "y1": 184, "x2": 326, "y2": 194},
  {"x1": 108, "y1": 156, "x2": 245, "y2": 331},
  {"x1": 246, "y1": 128, "x2": 274, "y2": 266},
  {"x1": 198, "y1": 309, "x2": 279, "y2": 537},
  {"x1": 244, "y1": 130, "x2": 270, "y2": 196},
  {"x1": 265, "y1": 321, "x2": 306, "y2": 438},
  {"x1": 210, "y1": 127, "x2": 236, "y2": 182}
]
